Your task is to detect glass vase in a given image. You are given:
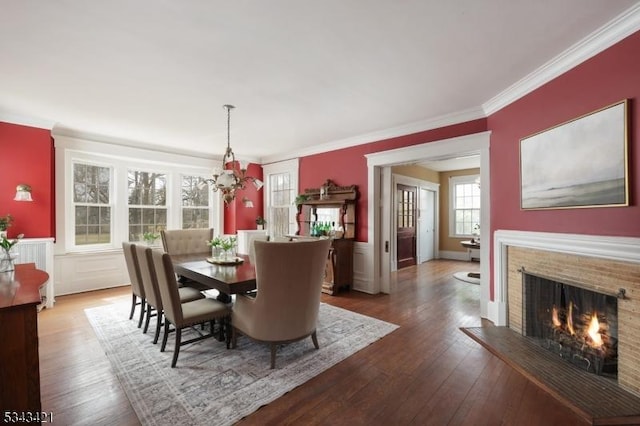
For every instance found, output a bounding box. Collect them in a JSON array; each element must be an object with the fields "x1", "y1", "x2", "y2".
[{"x1": 0, "y1": 250, "x2": 16, "y2": 272}]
